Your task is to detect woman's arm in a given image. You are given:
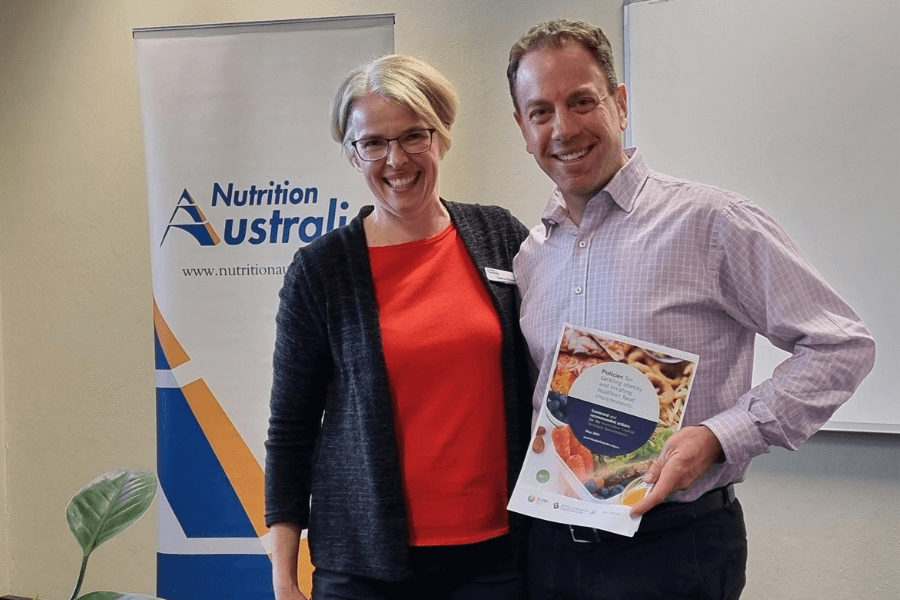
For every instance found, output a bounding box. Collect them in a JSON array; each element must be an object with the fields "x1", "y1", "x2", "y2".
[
  {"x1": 271, "y1": 521, "x2": 309, "y2": 600},
  {"x1": 266, "y1": 253, "x2": 331, "y2": 599},
  {"x1": 265, "y1": 253, "x2": 331, "y2": 528}
]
